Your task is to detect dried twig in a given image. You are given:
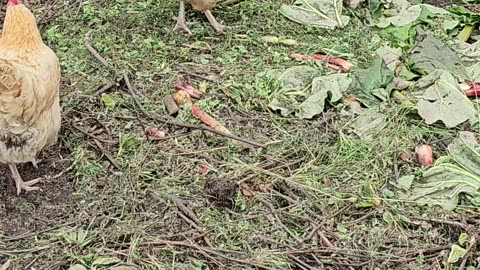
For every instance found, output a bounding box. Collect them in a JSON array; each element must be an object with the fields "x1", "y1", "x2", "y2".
[
  {"x1": 92, "y1": 139, "x2": 121, "y2": 169},
  {"x1": 0, "y1": 245, "x2": 51, "y2": 256},
  {"x1": 85, "y1": 42, "x2": 112, "y2": 68},
  {"x1": 69, "y1": 124, "x2": 118, "y2": 144},
  {"x1": 142, "y1": 240, "x2": 274, "y2": 270},
  {"x1": 5, "y1": 221, "x2": 76, "y2": 242},
  {"x1": 95, "y1": 82, "x2": 117, "y2": 95}
]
